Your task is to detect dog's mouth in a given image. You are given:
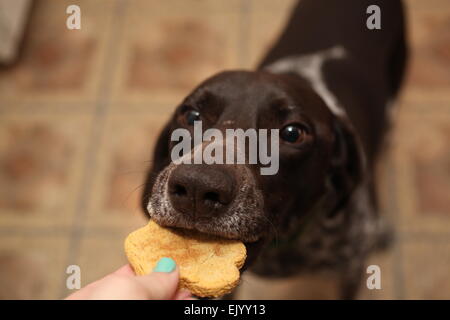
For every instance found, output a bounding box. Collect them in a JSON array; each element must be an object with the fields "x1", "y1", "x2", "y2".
[
  {"x1": 148, "y1": 200, "x2": 265, "y2": 244},
  {"x1": 148, "y1": 215, "x2": 267, "y2": 271},
  {"x1": 147, "y1": 163, "x2": 268, "y2": 244},
  {"x1": 152, "y1": 220, "x2": 264, "y2": 248}
]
